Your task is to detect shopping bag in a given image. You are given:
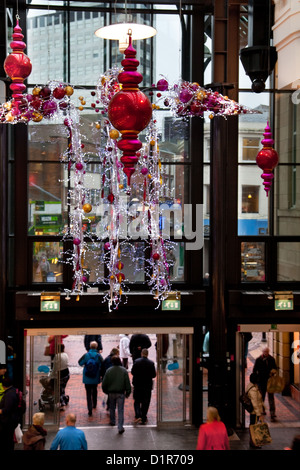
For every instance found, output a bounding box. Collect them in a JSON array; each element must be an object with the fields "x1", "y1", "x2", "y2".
[
  {"x1": 249, "y1": 421, "x2": 272, "y2": 447},
  {"x1": 14, "y1": 424, "x2": 23, "y2": 444},
  {"x1": 267, "y1": 372, "x2": 285, "y2": 393}
]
